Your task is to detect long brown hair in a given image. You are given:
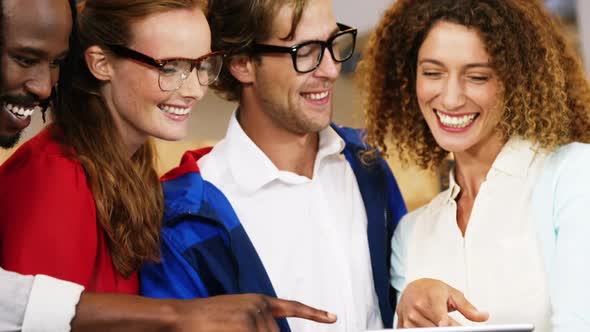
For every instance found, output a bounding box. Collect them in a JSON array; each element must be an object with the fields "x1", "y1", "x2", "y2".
[
  {"x1": 53, "y1": 0, "x2": 206, "y2": 277},
  {"x1": 358, "y1": 0, "x2": 590, "y2": 170}
]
